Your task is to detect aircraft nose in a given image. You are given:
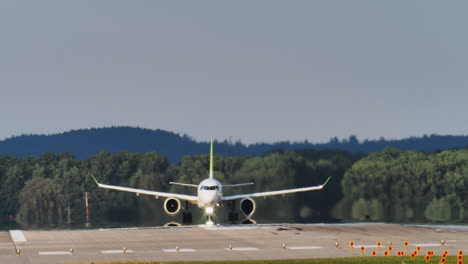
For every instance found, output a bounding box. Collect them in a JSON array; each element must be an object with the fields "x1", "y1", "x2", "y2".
[{"x1": 200, "y1": 191, "x2": 217, "y2": 205}]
